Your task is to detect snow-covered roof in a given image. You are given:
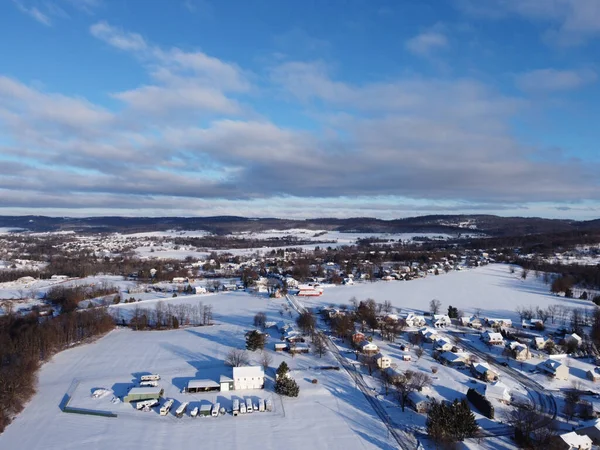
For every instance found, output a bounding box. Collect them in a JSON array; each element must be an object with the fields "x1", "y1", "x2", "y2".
[
  {"x1": 538, "y1": 359, "x2": 564, "y2": 374},
  {"x1": 483, "y1": 332, "x2": 503, "y2": 341},
  {"x1": 473, "y1": 362, "x2": 494, "y2": 374},
  {"x1": 567, "y1": 333, "x2": 582, "y2": 342},
  {"x1": 233, "y1": 366, "x2": 264, "y2": 379},
  {"x1": 374, "y1": 352, "x2": 390, "y2": 360},
  {"x1": 219, "y1": 375, "x2": 233, "y2": 383},
  {"x1": 508, "y1": 341, "x2": 527, "y2": 351},
  {"x1": 485, "y1": 381, "x2": 510, "y2": 401},
  {"x1": 127, "y1": 386, "x2": 163, "y2": 396},
  {"x1": 188, "y1": 379, "x2": 220, "y2": 389},
  {"x1": 559, "y1": 431, "x2": 592, "y2": 448},
  {"x1": 440, "y1": 351, "x2": 467, "y2": 363}
]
